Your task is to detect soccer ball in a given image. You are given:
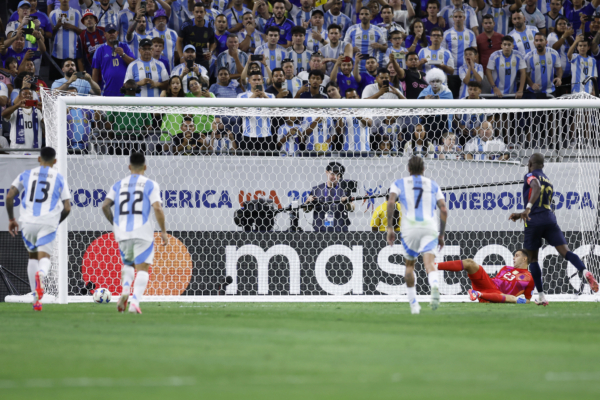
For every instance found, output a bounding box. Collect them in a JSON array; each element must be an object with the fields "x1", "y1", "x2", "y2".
[{"x1": 93, "y1": 288, "x2": 112, "y2": 304}]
